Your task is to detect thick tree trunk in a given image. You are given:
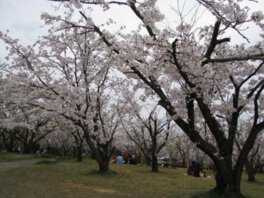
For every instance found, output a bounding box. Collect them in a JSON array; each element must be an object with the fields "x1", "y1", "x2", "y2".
[
  {"x1": 84, "y1": 139, "x2": 111, "y2": 174},
  {"x1": 82, "y1": 119, "x2": 115, "y2": 174},
  {"x1": 151, "y1": 154, "x2": 159, "y2": 172},
  {"x1": 88, "y1": 146, "x2": 112, "y2": 174},
  {"x1": 93, "y1": 150, "x2": 111, "y2": 174},
  {"x1": 98, "y1": 159, "x2": 110, "y2": 174},
  {"x1": 214, "y1": 160, "x2": 244, "y2": 198}
]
